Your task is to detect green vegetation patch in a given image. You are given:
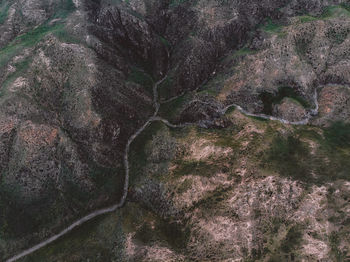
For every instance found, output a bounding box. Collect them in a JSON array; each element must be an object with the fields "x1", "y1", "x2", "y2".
[
  {"x1": 199, "y1": 72, "x2": 227, "y2": 97},
  {"x1": 134, "y1": 214, "x2": 189, "y2": 251},
  {"x1": 264, "y1": 135, "x2": 311, "y2": 181},
  {"x1": 172, "y1": 159, "x2": 219, "y2": 178},
  {"x1": 280, "y1": 225, "x2": 303, "y2": 254},
  {"x1": 262, "y1": 18, "x2": 283, "y2": 33},
  {"x1": 129, "y1": 121, "x2": 165, "y2": 185},
  {"x1": 296, "y1": 4, "x2": 350, "y2": 24},
  {"x1": 265, "y1": 122, "x2": 350, "y2": 184},
  {"x1": 158, "y1": 93, "x2": 191, "y2": 121},
  {"x1": 247, "y1": 115, "x2": 269, "y2": 122},
  {"x1": 0, "y1": 0, "x2": 76, "y2": 69},
  {"x1": 320, "y1": 5, "x2": 350, "y2": 19},
  {"x1": 0, "y1": 23, "x2": 62, "y2": 69},
  {"x1": 127, "y1": 67, "x2": 154, "y2": 95},
  {"x1": 260, "y1": 18, "x2": 286, "y2": 37},
  {"x1": 20, "y1": 212, "x2": 122, "y2": 262},
  {"x1": 200, "y1": 126, "x2": 241, "y2": 149},
  {"x1": 298, "y1": 15, "x2": 318, "y2": 23},
  {"x1": 159, "y1": 35, "x2": 170, "y2": 48},
  {"x1": 233, "y1": 46, "x2": 256, "y2": 57},
  {"x1": 259, "y1": 219, "x2": 304, "y2": 262},
  {"x1": 316, "y1": 122, "x2": 350, "y2": 181},
  {"x1": 0, "y1": 179, "x2": 61, "y2": 239},
  {"x1": 89, "y1": 163, "x2": 123, "y2": 199},
  {"x1": 299, "y1": 4, "x2": 350, "y2": 23},
  {"x1": 0, "y1": 1, "x2": 10, "y2": 25},
  {"x1": 323, "y1": 121, "x2": 350, "y2": 148}
]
